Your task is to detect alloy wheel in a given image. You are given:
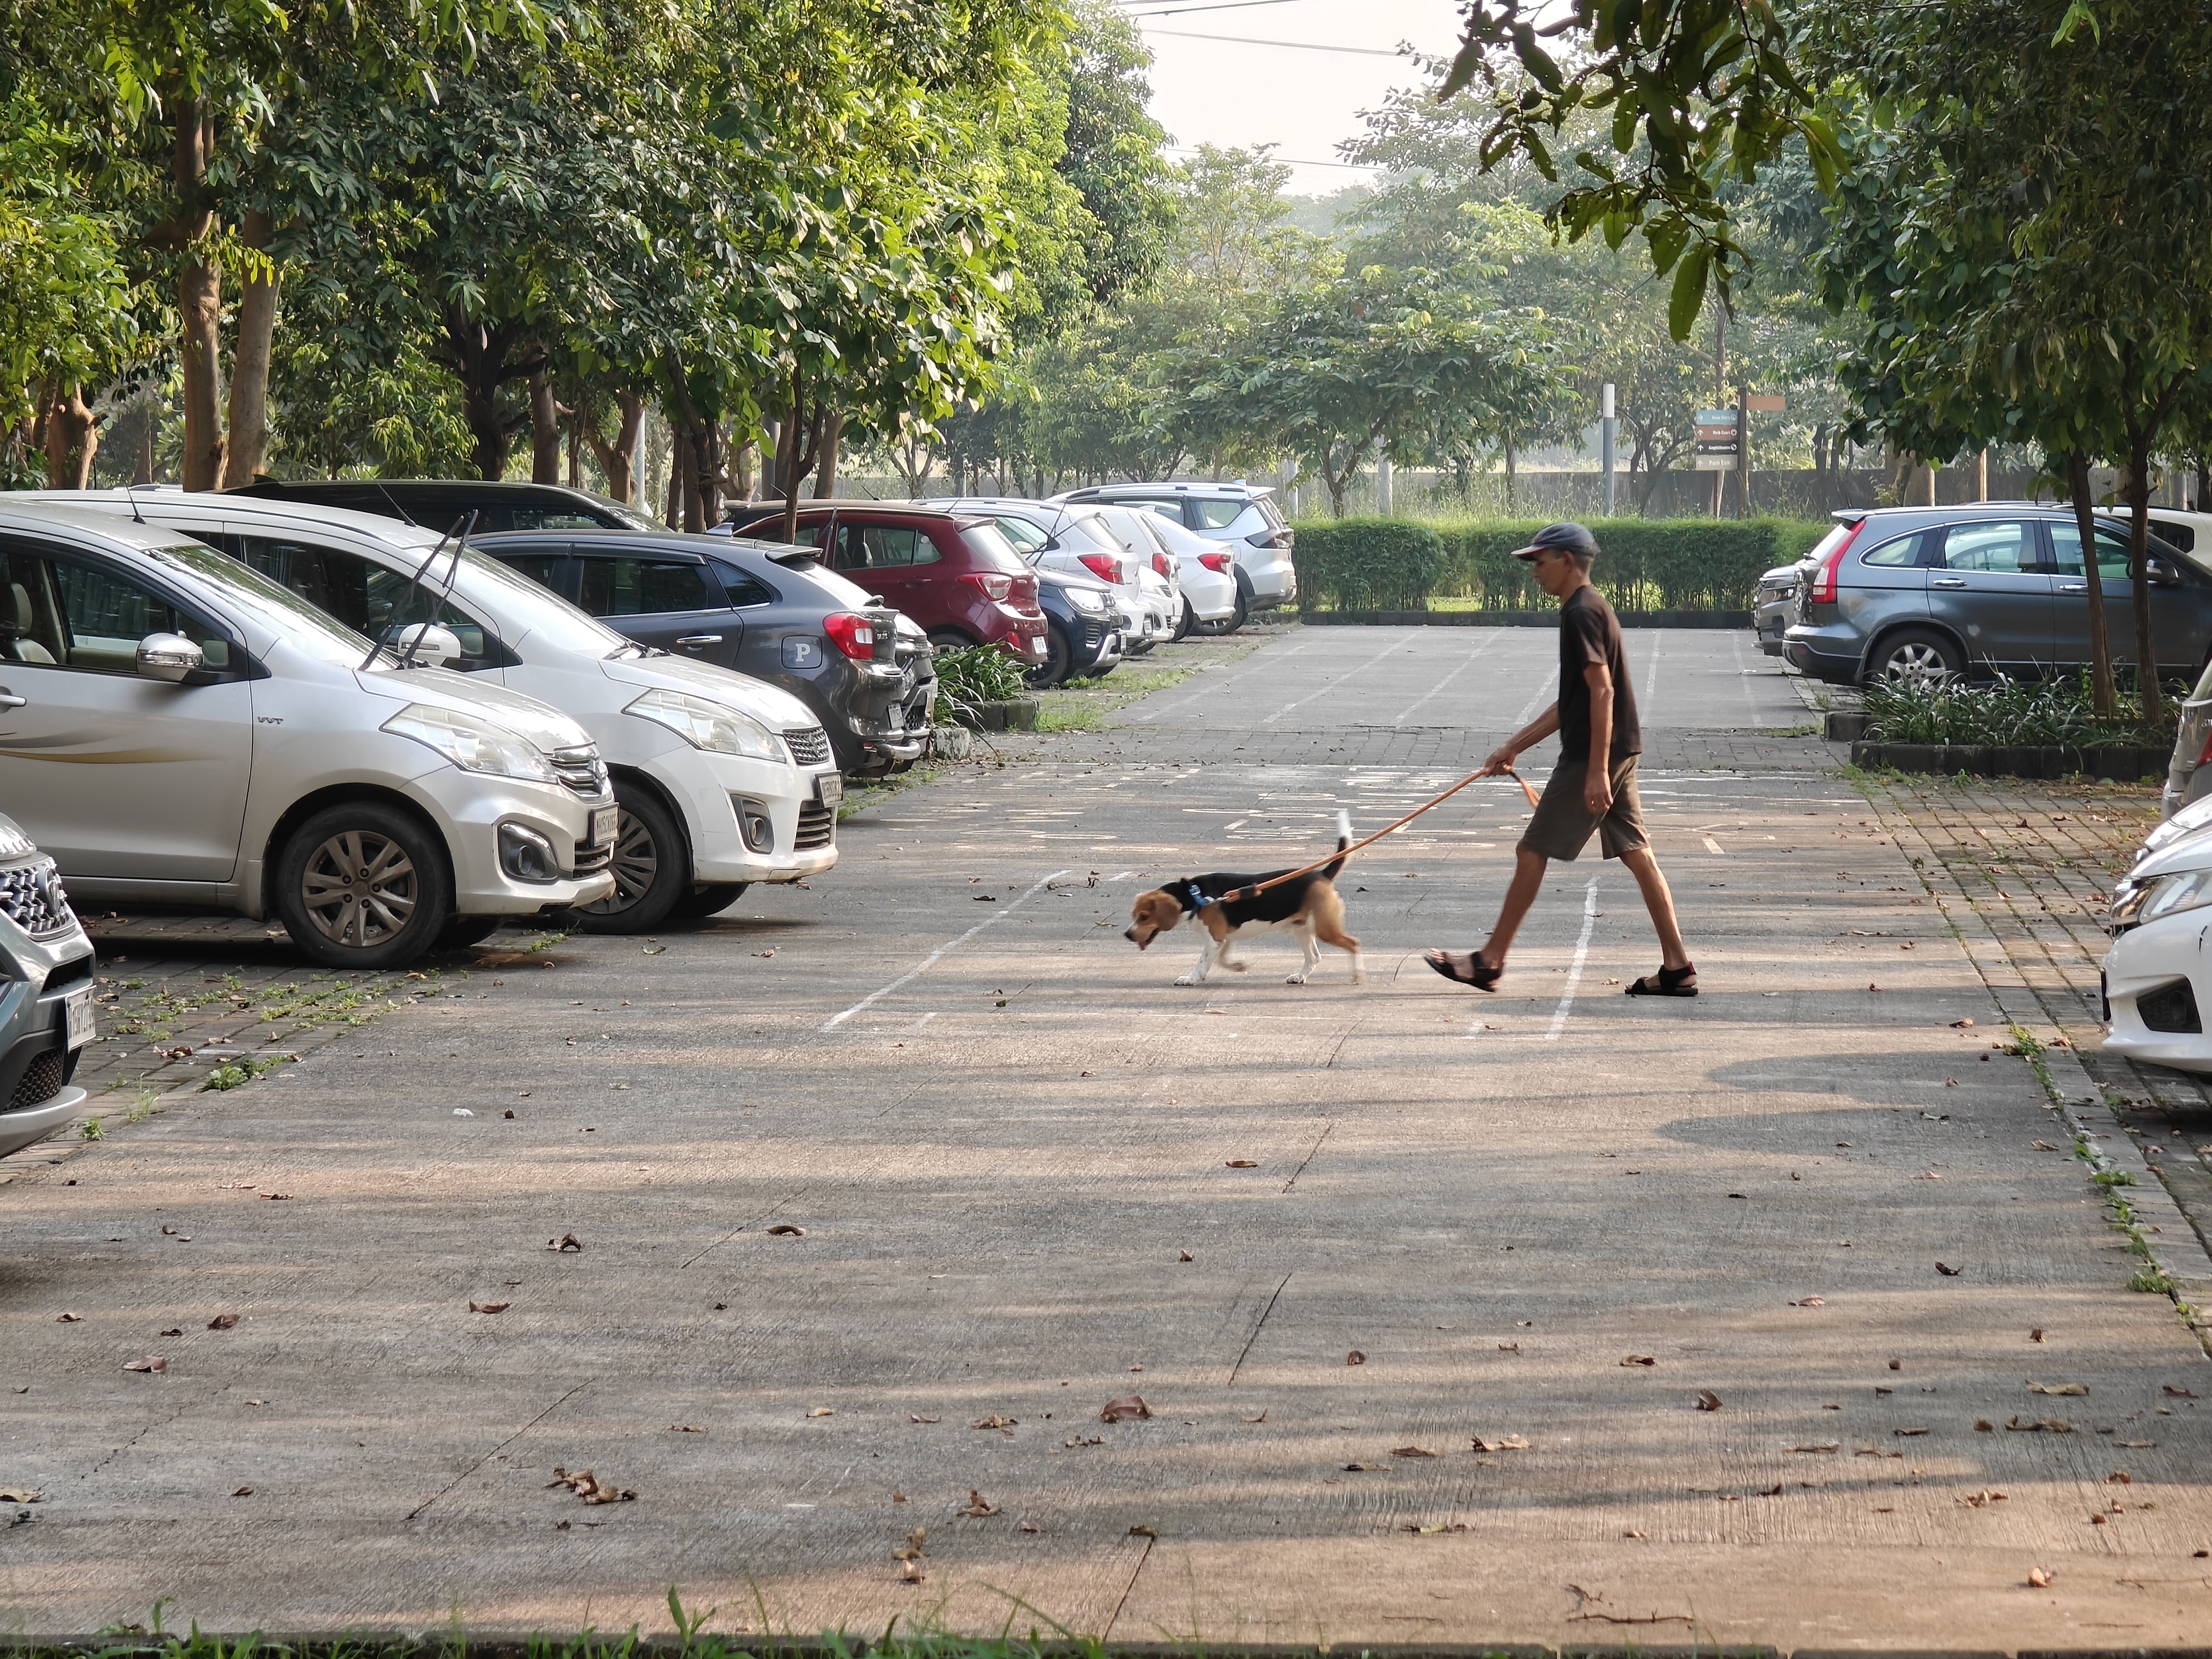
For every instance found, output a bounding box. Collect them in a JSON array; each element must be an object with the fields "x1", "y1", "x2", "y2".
[
  {"x1": 299, "y1": 830, "x2": 419, "y2": 949},
  {"x1": 1882, "y1": 642, "x2": 1953, "y2": 684},
  {"x1": 581, "y1": 808, "x2": 656, "y2": 914}
]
